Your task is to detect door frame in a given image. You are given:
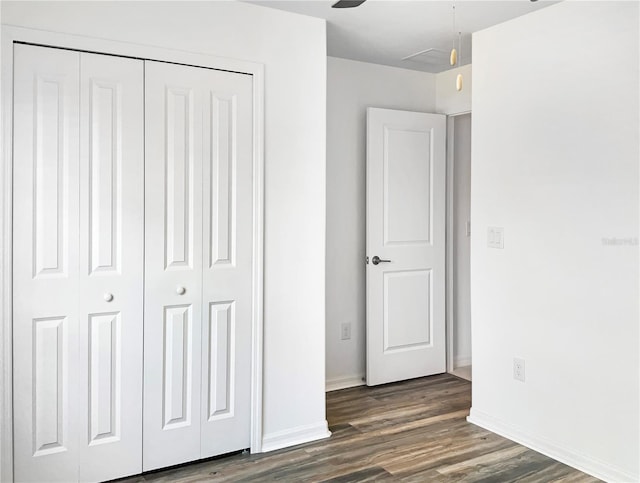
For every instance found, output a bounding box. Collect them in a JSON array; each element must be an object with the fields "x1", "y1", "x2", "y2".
[
  {"x1": 445, "y1": 110, "x2": 472, "y2": 374},
  {"x1": 0, "y1": 26, "x2": 266, "y2": 481}
]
